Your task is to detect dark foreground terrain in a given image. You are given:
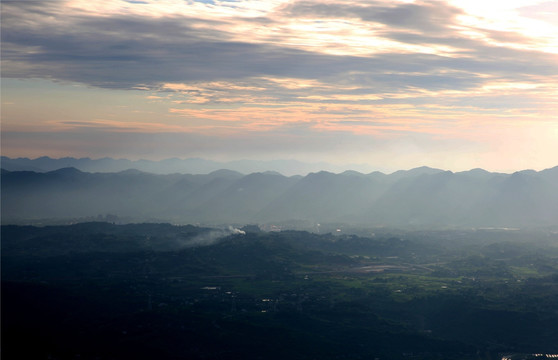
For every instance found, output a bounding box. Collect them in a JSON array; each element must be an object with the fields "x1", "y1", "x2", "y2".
[{"x1": 3, "y1": 223, "x2": 558, "y2": 359}]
